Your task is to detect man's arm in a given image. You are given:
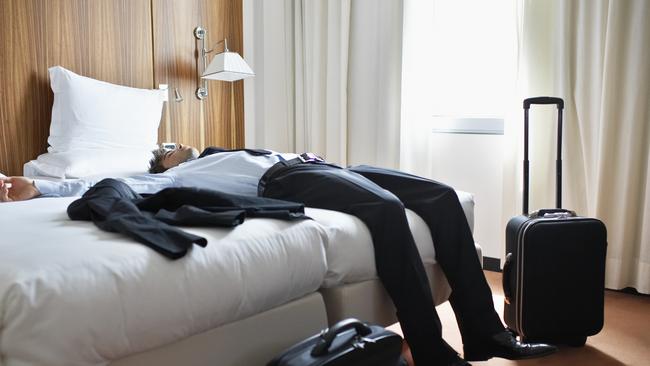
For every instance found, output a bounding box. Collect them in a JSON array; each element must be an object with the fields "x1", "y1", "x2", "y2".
[
  {"x1": 33, "y1": 178, "x2": 96, "y2": 198},
  {"x1": 1, "y1": 172, "x2": 176, "y2": 203},
  {"x1": 0, "y1": 177, "x2": 41, "y2": 202},
  {"x1": 0, "y1": 176, "x2": 97, "y2": 202}
]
